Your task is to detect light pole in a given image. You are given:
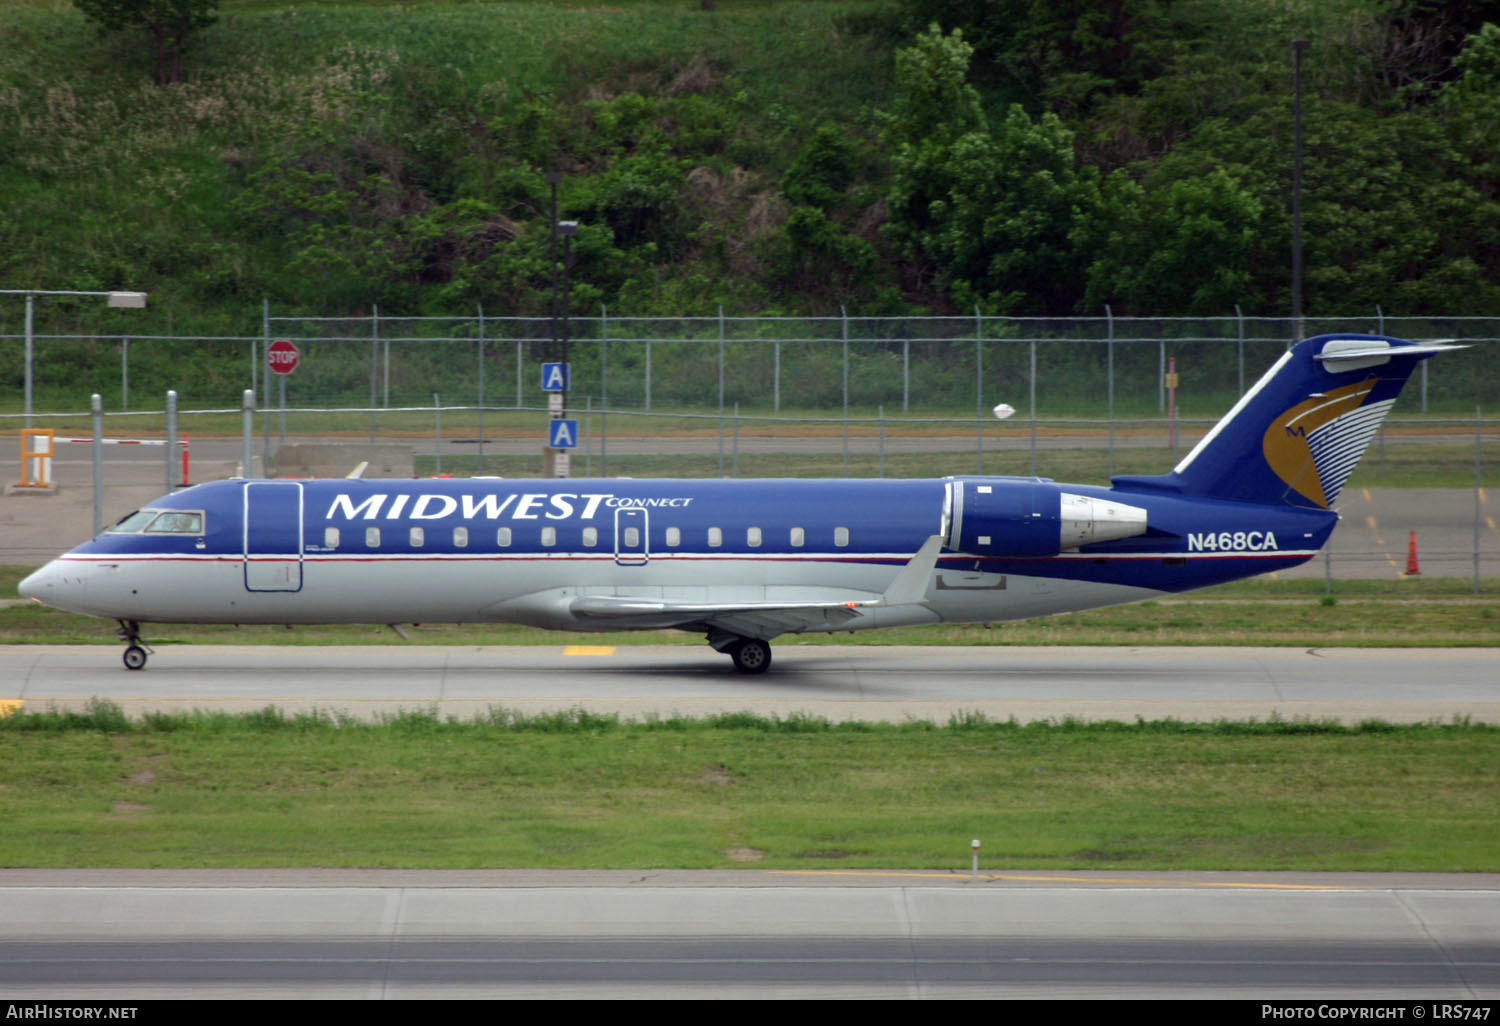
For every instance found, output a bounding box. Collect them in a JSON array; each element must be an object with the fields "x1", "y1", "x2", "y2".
[
  {"x1": 1291, "y1": 39, "x2": 1309, "y2": 345},
  {"x1": 557, "y1": 220, "x2": 578, "y2": 418},
  {"x1": 2, "y1": 289, "x2": 147, "y2": 428},
  {"x1": 546, "y1": 171, "x2": 563, "y2": 366}
]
